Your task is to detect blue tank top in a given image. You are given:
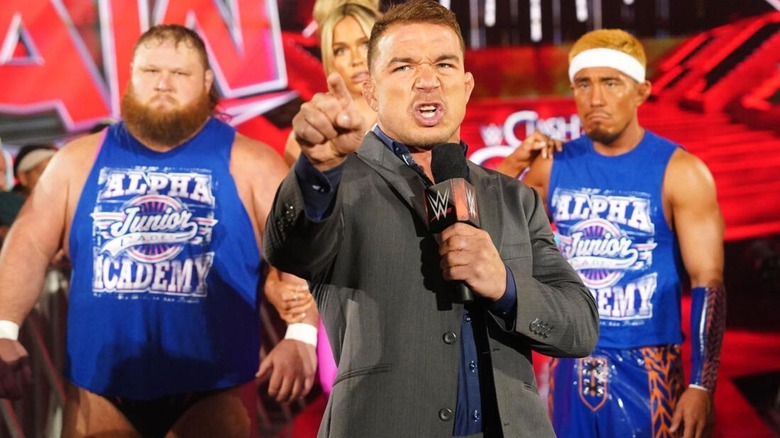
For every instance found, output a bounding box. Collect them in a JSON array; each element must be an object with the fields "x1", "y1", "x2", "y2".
[
  {"x1": 548, "y1": 131, "x2": 685, "y2": 348},
  {"x1": 67, "y1": 118, "x2": 261, "y2": 399}
]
